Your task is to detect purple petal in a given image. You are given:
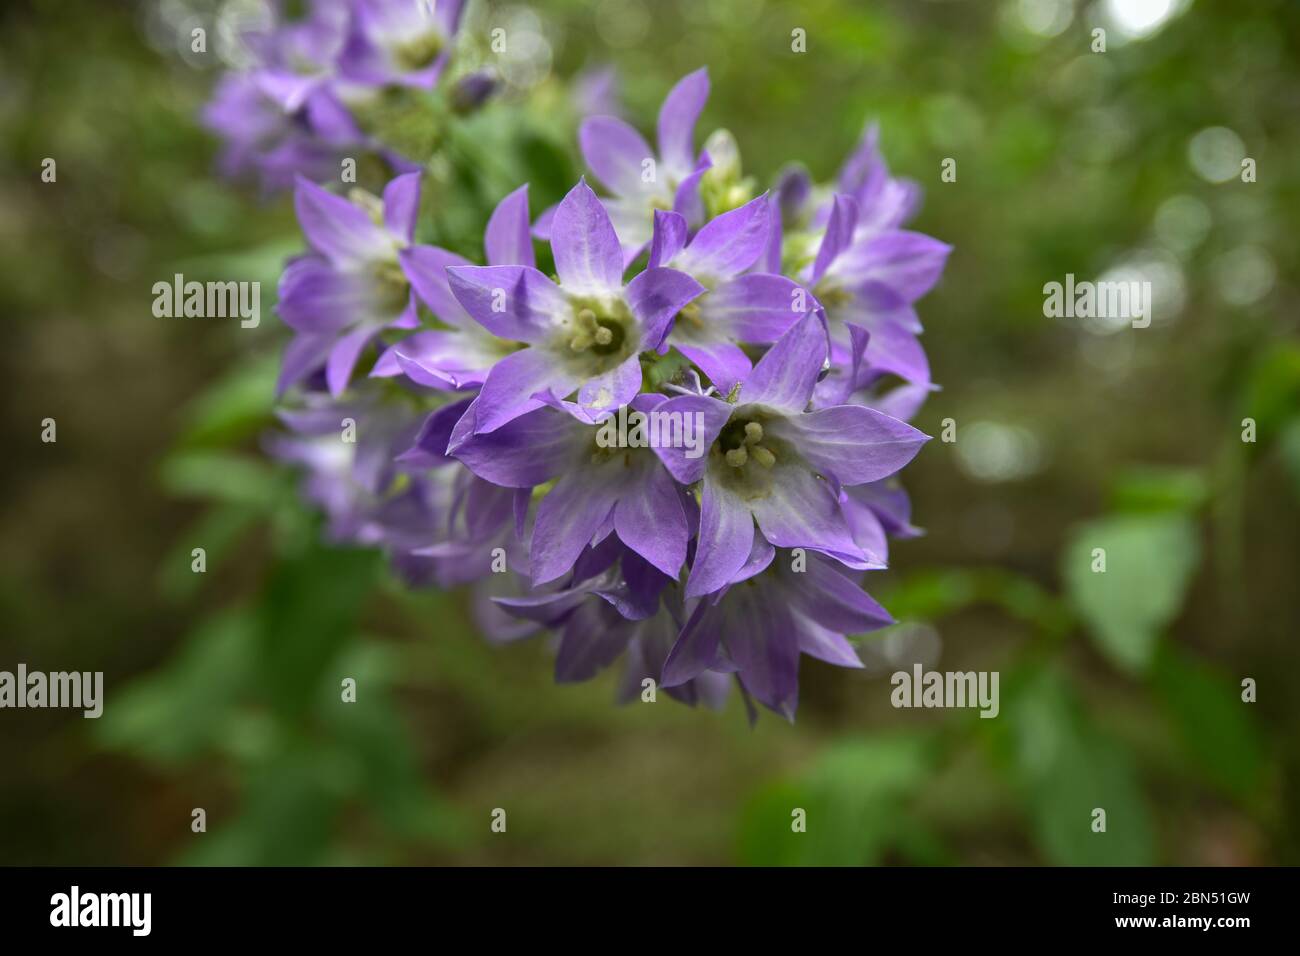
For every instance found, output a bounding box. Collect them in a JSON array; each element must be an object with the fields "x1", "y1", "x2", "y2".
[
  {"x1": 703, "y1": 273, "x2": 809, "y2": 344},
  {"x1": 474, "y1": 346, "x2": 581, "y2": 434},
  {"x1": 277, "y1": 332, "x2": 334, "y2": 396},
  {"x1": 484, "y1": 183, "x2": 535, "y2": 268},
  {"x1": 277, "y1": 257, "x2": 374, "y2": 333},
  {"x1": 377, "y1": 330, "x2": 494, "y2": 390},
  {"x1": 613, "y1": 459, "x2": 689, "y2": 578},
  {"x1": 550, "y1": 179, "x2": 625, "y2": 295},
  {"x1": 793, "y1": 616, "x2": 864, "y2": 669},
  {"x1": 531, "y1": 204, "x2": 556, "y2": 241},
  {"x1": 399, "y1": 245, "x2": 473, "y2": 326},
  {"x1": 326, "y1": 324, "x2": 379, "y2": 397},
  {"x1": 676, "y1": 193, "x2": 770, "y2": 279},
  {"x1": 657, "y1": 67, "x2": 709, "y2": 178},
  {"x1": 625, "y1": 267, "x2": 705, "y2": 349},
  {"x1": 445, "y1": 264, "x2": 565, "y2": 343},
  {"x1": 687, "y1": 478, "x2": 756, "y2": 598},
  {"x1": 811, "y1": 193, "x2": 860, "y2": 284},
  {"x1": 532, "y1": 472, "x2": 621, "y2": 585},
  {"x1": 861, "y1": 319, "x2": 931, "y2": 386},
  {"x1": 647, "y1": 210, "x2": 688, "y2": 270},
  {"x1": 293, "y1": 175, "x2": 396, "y2": 267},
  {"x1": 737, "y1": 310, "x2": 828, "y2": 412},
  {"x1": 868, "y1": 382, "x2": 933, "y2": 421},
  {"x1": 648, "y1": 394, "x2": 731, "y2": 484},
  {"x1": 576, "y1": 353, "x2": 642, "y2": 416},
  {"x1": 830, "y1": 230, "x2": 952, "y2": 302},
  {"x1": 579, "y1": 116, "x2": 656, "y2": 198},
  {"x1": 451, "y1": 405, "x2": 583, "y2": 487},
  {"x1": 671, "y1": 157, "x2": 711, "y2": 226},
  {"x1": 554, "y1": 601, "x2": 630, "y2": 682},
  {"x1": 398, "y1": 397, "x2": 475, "y2": 467},
  {"x1": 675, "y1": 341, "x2": 751, "y2": 395},
  {"x1": 789, "y1": 556, "x2": 894, "y2": 634},
  {"x1": 723, "y1": 597, "x2": 800, "y2": 717},
  {"x1": 382, "y1": 171, "x2": 422, "y2": 244},
  {"x1": 662, "y1": 602, "x2": 724, "y2": 687},
  {"x1": 749, "y1": 465, "x2": 876, "y2": 568},
  {"x1": 770, "y1": 404, "x2": 928, "y2": 485}
]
